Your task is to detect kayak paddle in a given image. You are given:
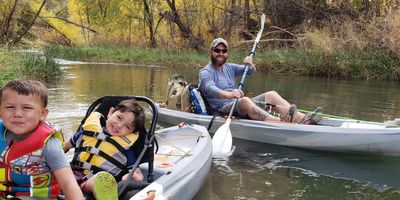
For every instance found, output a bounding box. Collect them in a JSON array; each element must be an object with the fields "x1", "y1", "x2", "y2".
[{"x1": 212, "y1": 13, "x2": 266, "y2": 157}]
